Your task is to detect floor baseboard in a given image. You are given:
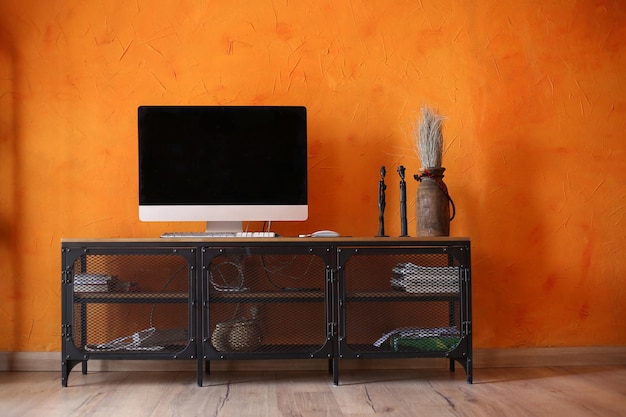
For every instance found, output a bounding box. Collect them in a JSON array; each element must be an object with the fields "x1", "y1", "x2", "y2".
[{"x1": 1, "y1": 347, "x2": 625, "y2": 372}]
